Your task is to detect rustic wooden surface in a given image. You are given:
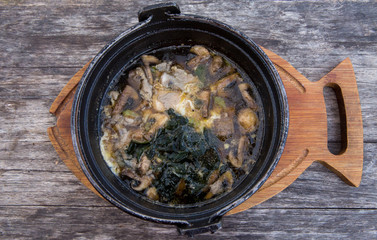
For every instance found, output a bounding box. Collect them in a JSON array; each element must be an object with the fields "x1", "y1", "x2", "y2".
[{"x1": 1, "y1": 0, "x2": 376, "y2": 239}]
